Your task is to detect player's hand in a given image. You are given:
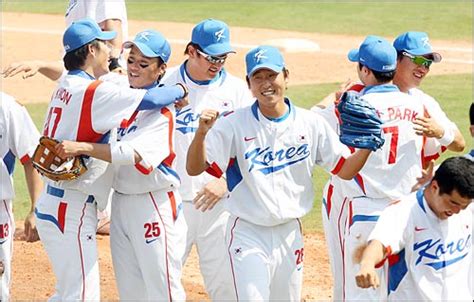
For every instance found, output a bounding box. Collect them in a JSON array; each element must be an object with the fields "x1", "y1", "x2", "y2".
[
  {"x1": 355, "y1": 264, "x2": 380, "y2": 289},
  {"x1": 55, "y1": 140, "x2": 84, "y2": 159},
  {"x1": 411, "y1": 159, "x2": 435, "y2": 192},
  {"x1": 24, "y1": 210, "x2": 40, "y2": 243},
  {"x1": 413, "y1": 116, "x2": 444, "y2": 138},
  {"x1": 2, "y1": 61, "x2": 40, "y2": 79},
  {"x1": 197, "y1": 109, "x2": 219, "y2": 134},
  {"x1": 193, "y1": 177, "x2": 228, "y2": 212},
  {"x1": 174, "y1": 95, "x2": 189, "y2": 110}
]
